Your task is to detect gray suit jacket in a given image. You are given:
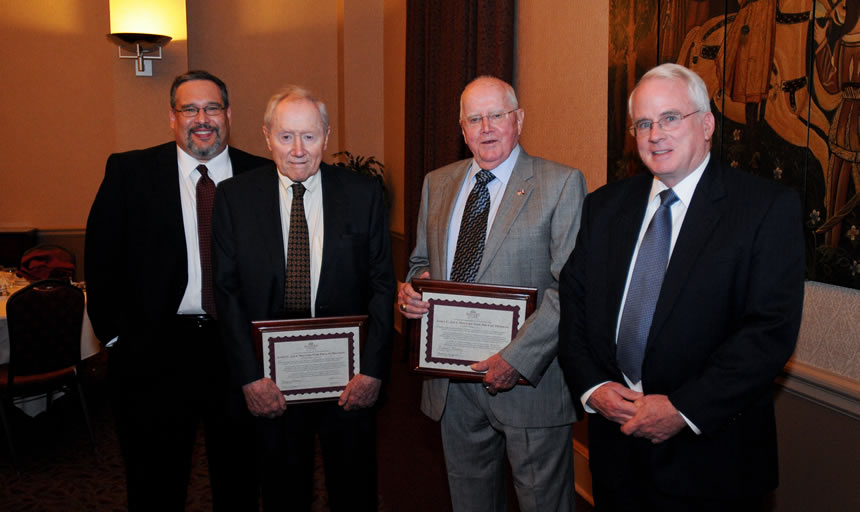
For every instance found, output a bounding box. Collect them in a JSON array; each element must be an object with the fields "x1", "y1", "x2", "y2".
[{"x1": 407, "y1": 149, "x2": 586, "y2": 428}]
